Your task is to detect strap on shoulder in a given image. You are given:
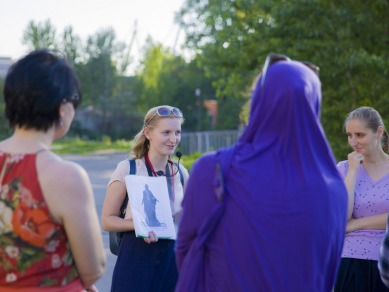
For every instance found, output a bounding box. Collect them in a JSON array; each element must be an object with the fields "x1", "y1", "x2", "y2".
[
  {"x1": 174, "y1": 162, "x2": 184, "y2": 187},
  {"x1": 215, "y1": 146, "x2": 235, "y2": 201},
  {"x1": 129, "y1": 159, "x2": 136, "y2": 175}
]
